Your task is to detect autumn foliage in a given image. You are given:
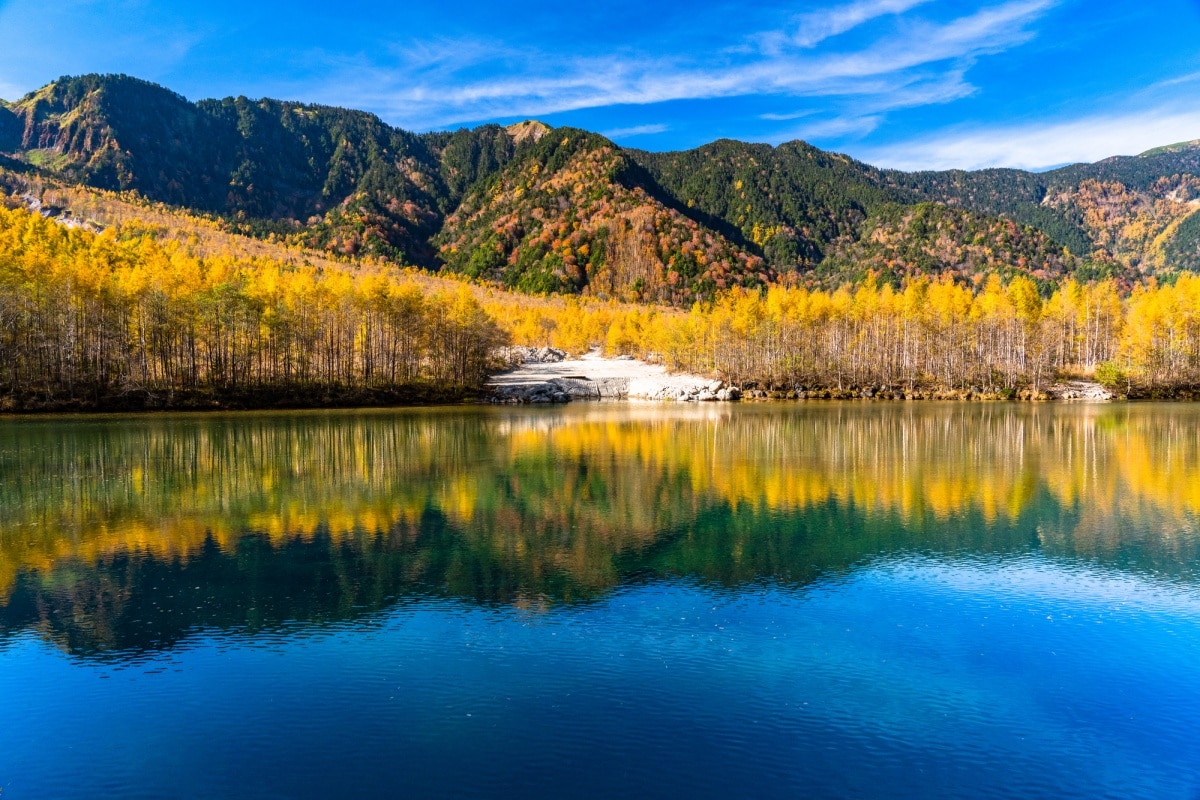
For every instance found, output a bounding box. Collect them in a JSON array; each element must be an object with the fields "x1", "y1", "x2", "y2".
[
  {"x1": 0, "y1": 206, "x2": 506, "y2": 402},
  {"x1": 3, "y1": 189, "x2": 1200, "y2": 405},
  {"x1": 496, "y1": 274, "x2": 1200, "y2": 395},
  {"x1": 437, "y1": 130, "x2": 771, "y2": 303}
]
